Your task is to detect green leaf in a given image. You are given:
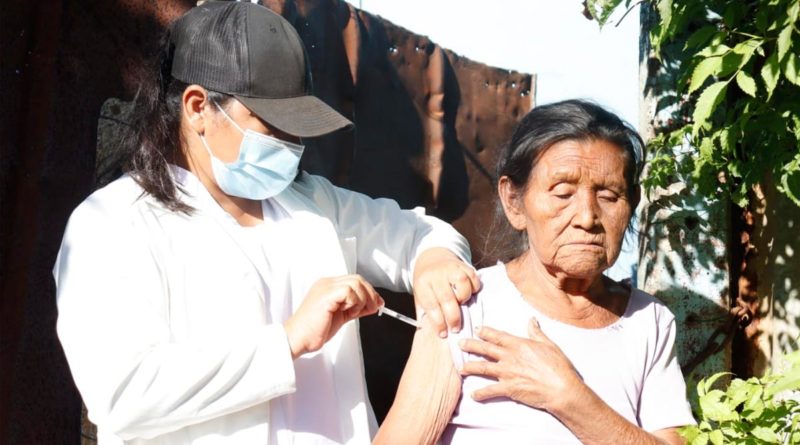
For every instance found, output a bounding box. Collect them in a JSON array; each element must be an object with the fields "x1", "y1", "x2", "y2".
[
  {"x1": 716, "y1": 40, "x2": 761, "y2": 79},
  {"x1": 726, "y1": 378, "x2": 754, "y2": 408},
  {"x1": 686, "y1": 26, "x2": 719, "y2": 50},
  {"x1": 701, "y1": 372, "x2": 730, "y2": 394},
  {"x1": 732, "y1": 184, "x2": 750, "y2": 208},
  {"x1": 657, "y1": 0, "x2": 673, "y2": 33},
  {"x1": 778, "y1": 24, "x2": 794, "y2": 62},
  {"x1": 693, "y1": 82, "x2": 728, "y2": 135},
  {"x1": 702, "y1": 372, "x2": 732, "y2": 394},
  {"x1": 792, "y1": 116, "x2": 800, "y2": 144},
  {"x1": 751, "y1": 426, "x2": 781, "y2": 444},
  {"x1": 689, "y1": 57, "x2": 723, "y2": 94},
  {"x1": 650, "y1": 24, "x2": 664, "y2": 55},
  {"x1": 784, "y1": 54, "x2": 800, "y2": 86},
  {"x1": 790, "y1": 1, "x2": 800, "y2": 23},
  {"x1": 743, "y1": 385, "x2": 765, "y2": 420},
  {"x1": 700, "y1": 389, "x2": 738, "y2": 422},
  {"x1": 698, "y1": 136, "x2": 715, "y2": 160},
  {"x1": 720, "y1": 427, "x2": 739, "y2": 439},
  {"x1": 732, "y1": 39, "x2": 762, "y2": 57},
  {"x1": 679, "y1": 425, "x2": 702, "y2": 442},
  {"x1": 780, "y1": 164, "x2": 800, "y2": 207},
  {"x1": 736, "y1": 71, "x2": 758, "y2": 97},
  {"x1": 709, "y1": 429, "x2": 724, "y2": 445},
  {"x1": 761, "y1": 52, "x2": 781, "y2": 99},
  {"x1": 586, "y1": 0, "x2": 625, "y2": 27},
  {"x1": 766, "y1": 365, "x2": 800, "y2": 396},
  {"x1": 694, "y1": 431, "x2": 710, "y2": 445},
  {"x1": 698, "y1": 44, "x2": 731, "y2": 58}
]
